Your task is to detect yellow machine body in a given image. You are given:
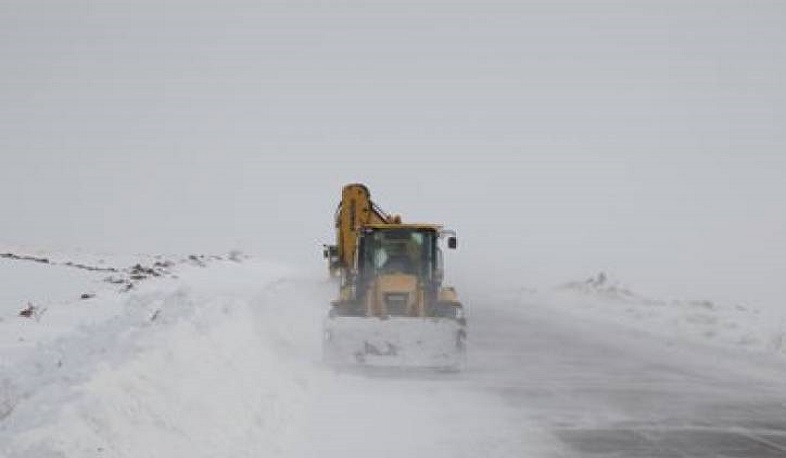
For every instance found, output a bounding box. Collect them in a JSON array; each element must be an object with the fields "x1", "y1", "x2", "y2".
[{"x1": 322, "y1": 183, "x2": 466, "y2": 369}]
